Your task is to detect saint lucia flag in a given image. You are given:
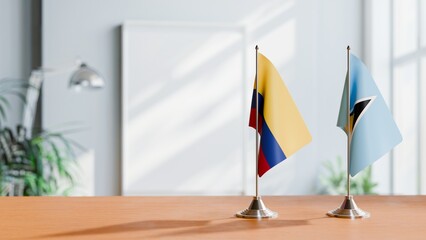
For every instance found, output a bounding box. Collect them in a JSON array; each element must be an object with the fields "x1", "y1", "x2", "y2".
[
  {"x1": 337, "y1": 53, "x2": 402, "y2": 176},
  {"x1": 249, "y1": 53, "x2": 311, "y2": 177}
]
